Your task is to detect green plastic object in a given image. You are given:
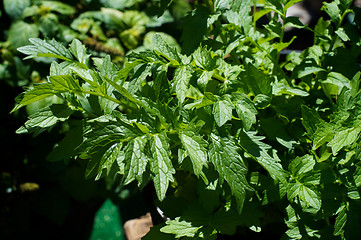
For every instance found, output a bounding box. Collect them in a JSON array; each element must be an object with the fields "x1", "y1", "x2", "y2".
[{"x1": 89, "y1": 199, "x2": 125, "y2": 240}]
